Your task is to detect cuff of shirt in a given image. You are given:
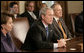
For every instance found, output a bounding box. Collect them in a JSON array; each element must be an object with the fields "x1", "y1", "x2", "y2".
[{"x1": 53, "y1": 43, "x2": 58, "y2": 49}]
